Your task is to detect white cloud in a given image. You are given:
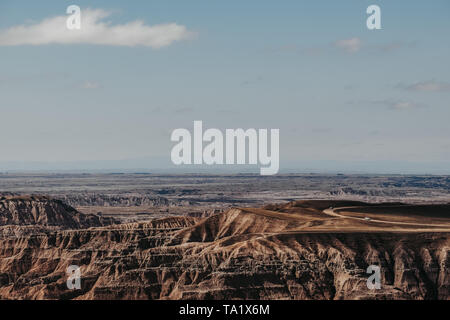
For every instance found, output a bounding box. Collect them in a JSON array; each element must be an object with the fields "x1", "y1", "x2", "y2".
[
  {"x1": 405, "y1": 80, "x2": 450, "y2": 92},
  {"x1": 390, "y1": 101, "x2": 416, "y2": 110},
  {"x1": 377, "y1": 41, "x2": 415, "y2": 53},
  {"x1": 82, "y1": 81, "x2": 100, "y2": 89},
  {"x1": 334, "y1": 37, "x2": 362, "y2": 53},
  {"x1": 0, "y1": 9, "x2": 194, "y2": 48},
  {"x1": 372, "y1": 99, "x2": 425, "y2": 110}
]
